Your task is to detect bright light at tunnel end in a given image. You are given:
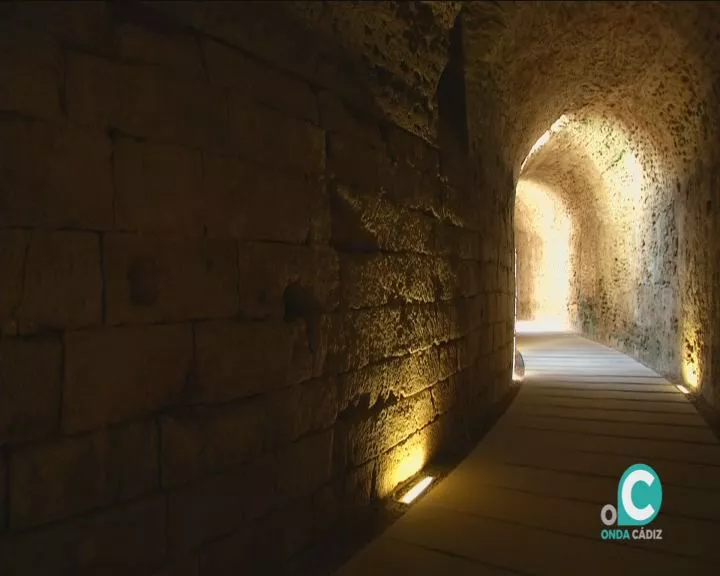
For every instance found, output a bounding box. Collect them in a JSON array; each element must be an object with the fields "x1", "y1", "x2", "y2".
[{"x1": 397, "y1": 475, "x2": 434, "y2": 505}]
